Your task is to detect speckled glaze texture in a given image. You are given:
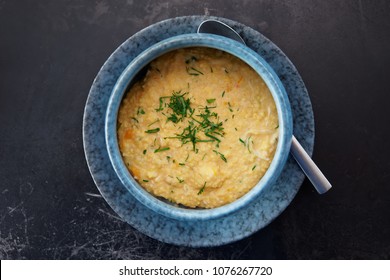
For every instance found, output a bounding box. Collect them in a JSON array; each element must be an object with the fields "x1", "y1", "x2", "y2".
[{"x1": 83, "y1": 16, "x2": 314, "y2": 247}]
